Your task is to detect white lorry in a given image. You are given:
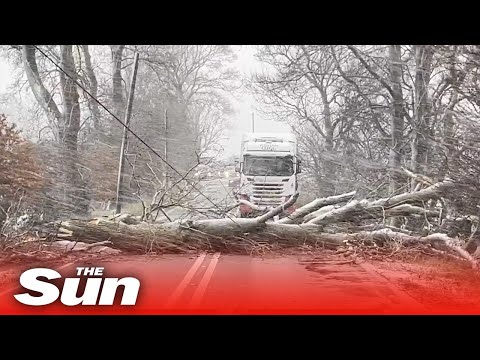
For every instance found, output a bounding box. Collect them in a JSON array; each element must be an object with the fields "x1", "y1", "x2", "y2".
[{"x1": 234, "y1": 132, "x2": 301, "y2": 218}]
